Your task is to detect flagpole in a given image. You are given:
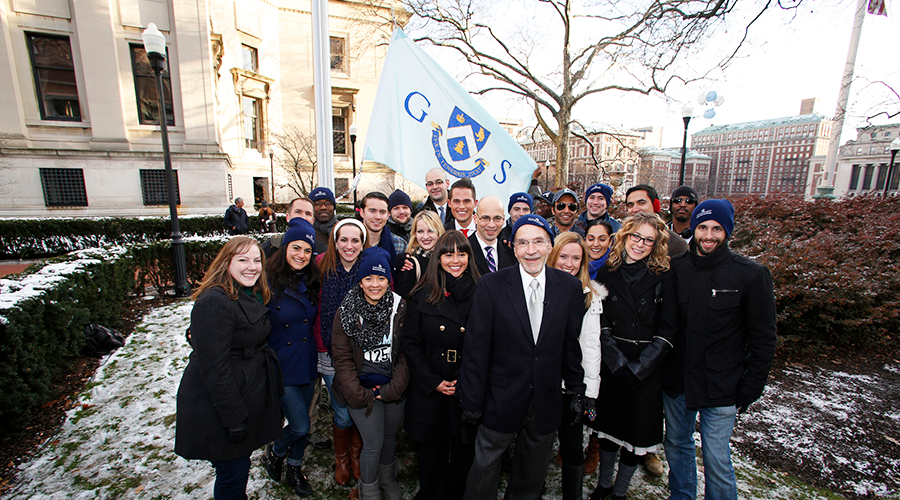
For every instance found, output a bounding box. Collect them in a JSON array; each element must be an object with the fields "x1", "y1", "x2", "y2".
[
  {"x1": 815, "y1": 0, "x2": 868, "y2": 198},
  {"x1": 312, "y1": 0, "x2": 335, "y2": 191}
]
